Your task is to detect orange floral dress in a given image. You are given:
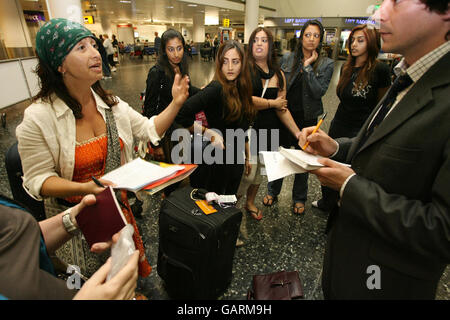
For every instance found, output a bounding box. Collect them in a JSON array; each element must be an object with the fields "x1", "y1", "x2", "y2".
[{"x1": 66, "y1": 133, "x2": 151, "y2": 278}]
